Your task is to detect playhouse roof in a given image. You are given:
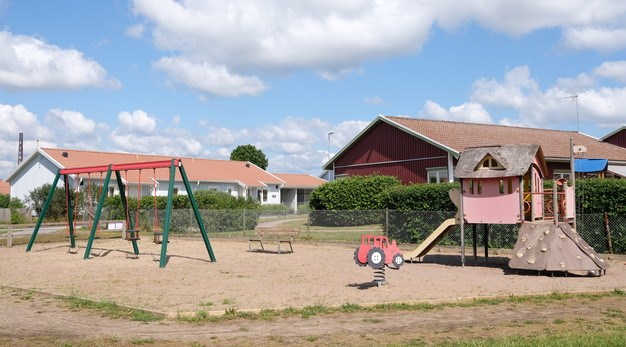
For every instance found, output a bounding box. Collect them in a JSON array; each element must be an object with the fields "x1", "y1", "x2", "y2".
[{"x1": 454, "y1": 144, "x2": 546, "y2": 179}]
